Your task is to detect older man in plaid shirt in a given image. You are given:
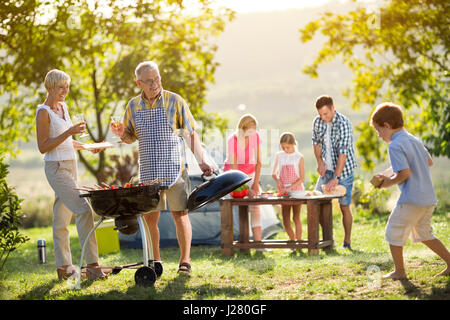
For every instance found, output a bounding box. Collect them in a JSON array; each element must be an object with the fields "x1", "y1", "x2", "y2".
[
  {"x1": 111, "y1": 61, "x2": 214, "y2": 274},
  {"x1": 312, "y1": 95, "x2": 357, "y2": 250}
]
